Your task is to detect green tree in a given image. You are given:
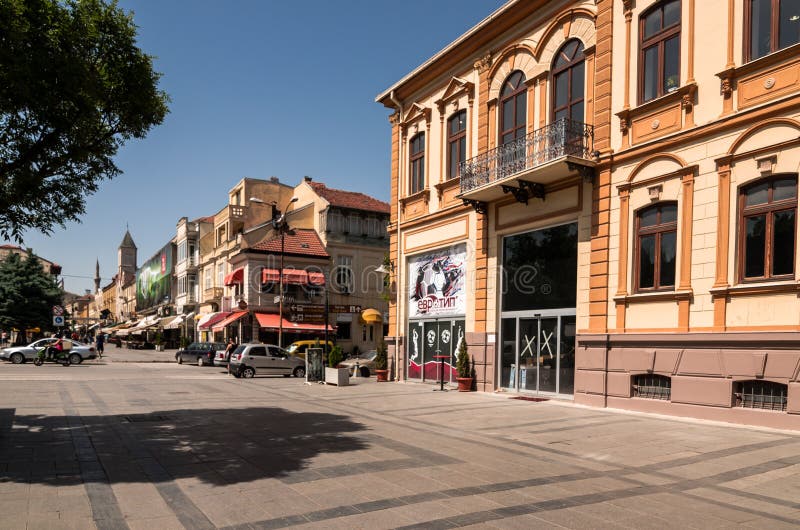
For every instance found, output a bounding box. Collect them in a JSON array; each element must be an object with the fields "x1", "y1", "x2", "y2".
[
  {"x1": 0, "y1": 252, "x2": 63, "y2": 340},
  {"x1": 0, "y1": 0, "x2": 169, "y2": 241}
]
